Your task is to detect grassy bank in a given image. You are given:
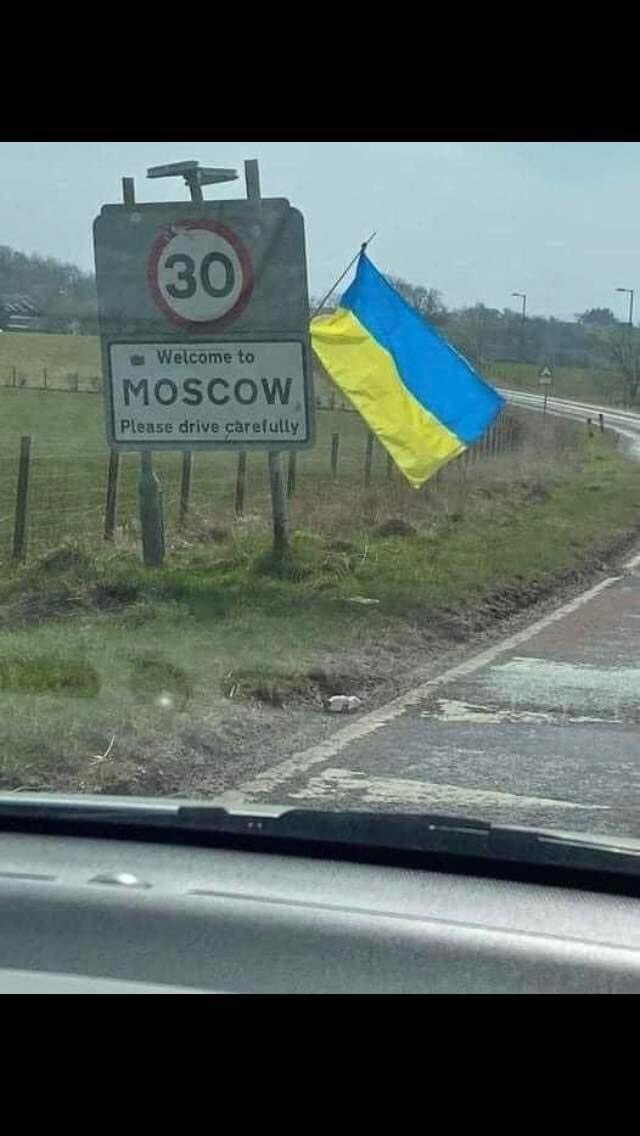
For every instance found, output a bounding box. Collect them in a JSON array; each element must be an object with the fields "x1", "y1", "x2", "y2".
[{"x1": 0, "y1": 422, "x2": 638, "y2": 797}]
